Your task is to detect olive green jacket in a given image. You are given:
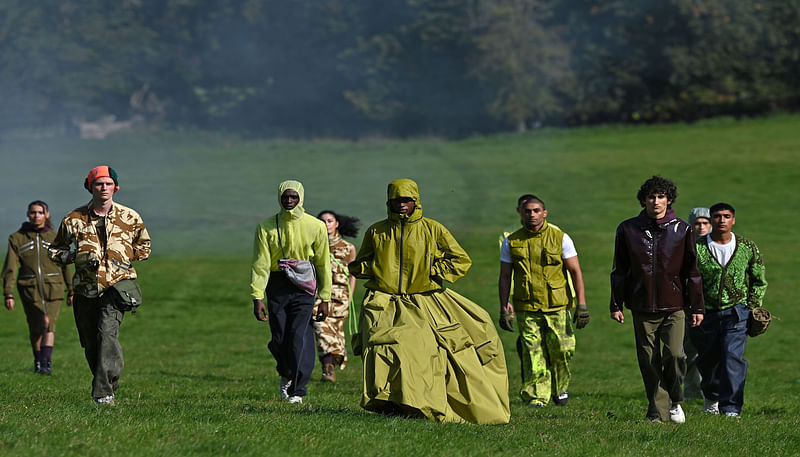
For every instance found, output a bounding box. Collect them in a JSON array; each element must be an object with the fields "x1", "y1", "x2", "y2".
[
  {"x1": 349, "y1": 179, "x2": 472, "y2": 294},
  {"x1": 2, "y1": 225, "x2": 73, "y2": 306},
  {"x1": 506, "y1": 221, "x2": 572, "y2": 312}
]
